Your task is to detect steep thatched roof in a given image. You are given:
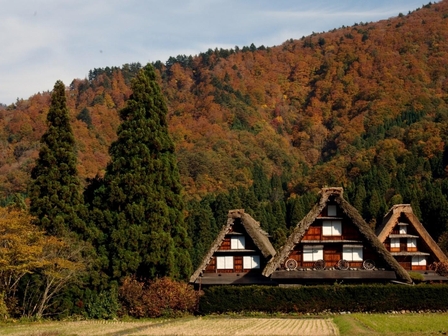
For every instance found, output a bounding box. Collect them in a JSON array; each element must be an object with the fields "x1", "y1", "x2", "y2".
[
  {"x1": 262, "y1": 187, "x2": 412, "y2": 283},
  {"x1": 189, "y1": 209, "x2": 276, "y2": 283},
  {"x1": 377, "y1": 204, "x2": 448, "y2": 263}
]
